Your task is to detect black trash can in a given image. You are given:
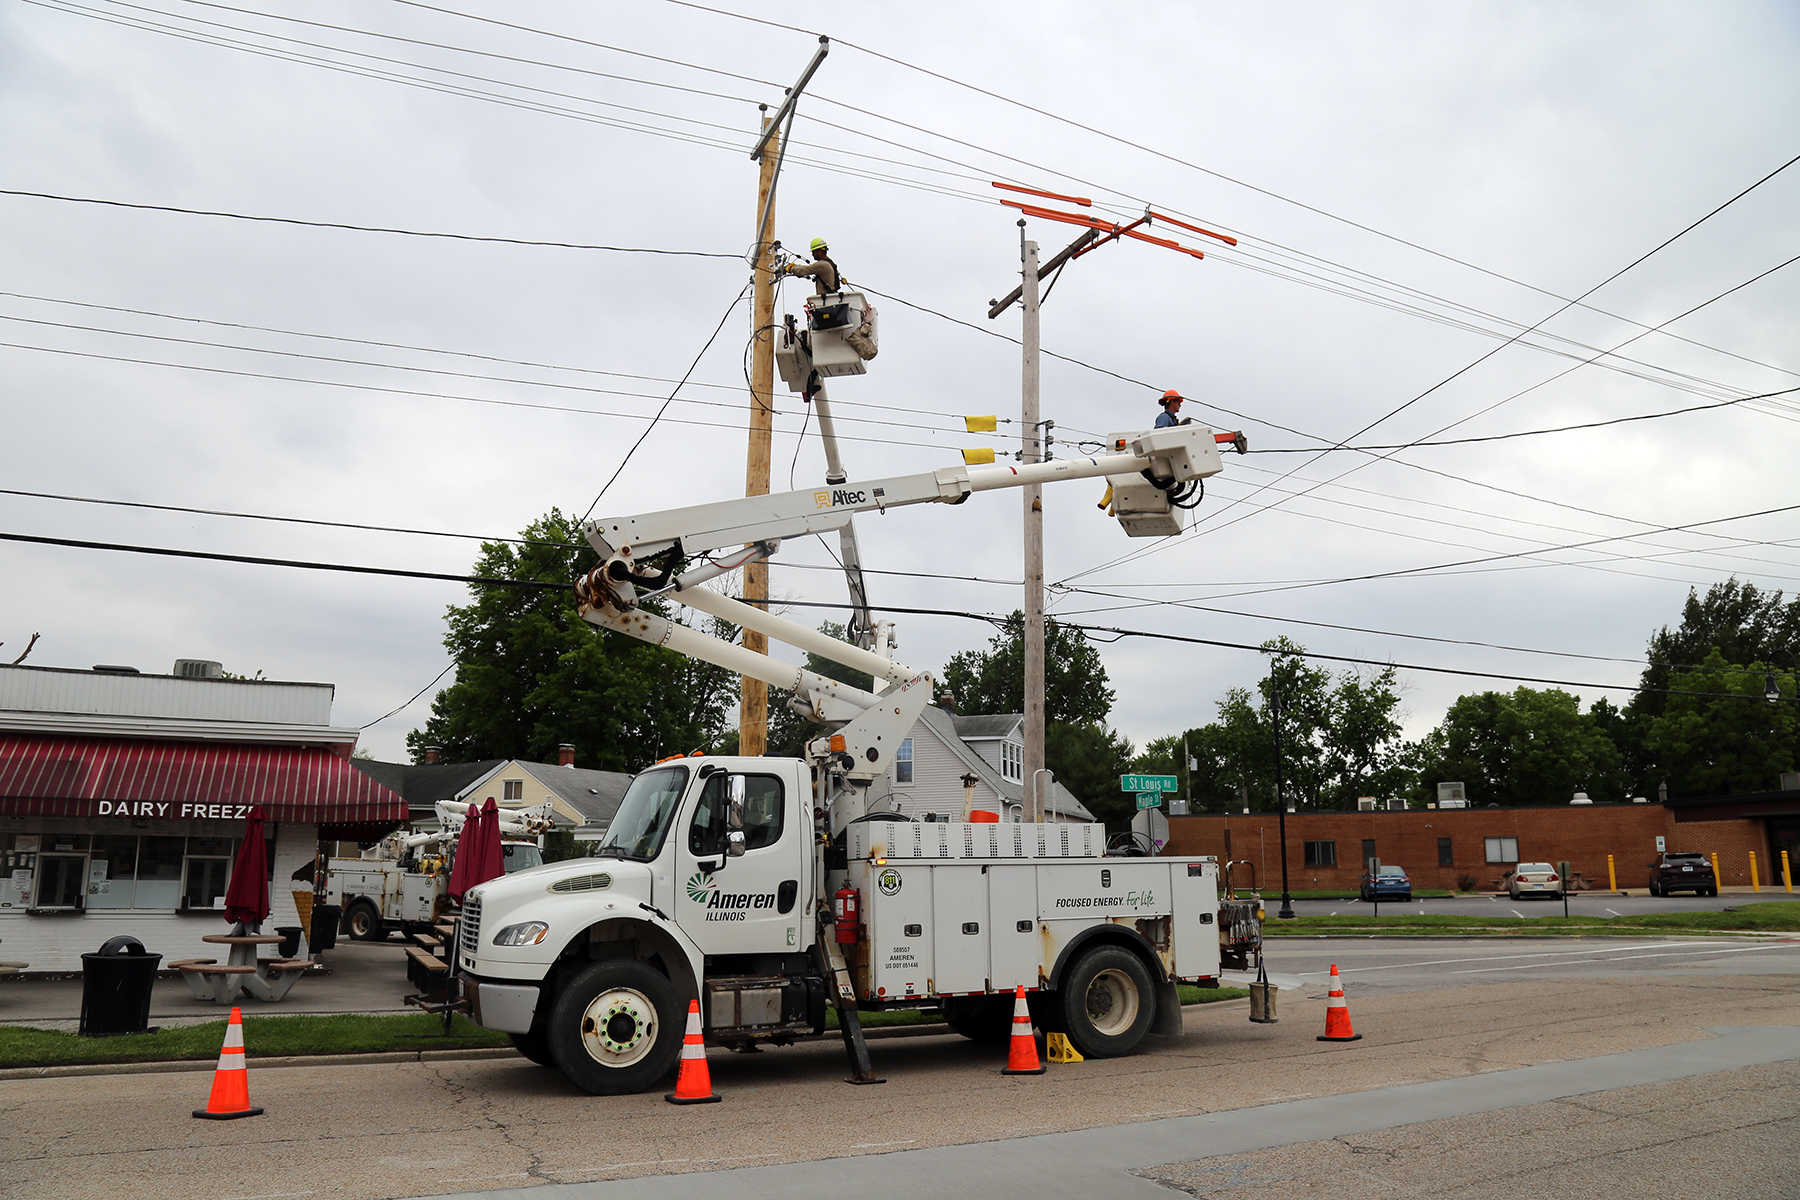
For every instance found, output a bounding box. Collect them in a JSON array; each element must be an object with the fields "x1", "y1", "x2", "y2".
[
  {"x1": 274, "y1": 926, "x2": 303, "y2": 959},
  {"x1": 310, "y1": 903, "x2": 340, "y2": 953},
  {"x1": 79, "y1": 935, "x2": 163, "y2": 1037}
]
